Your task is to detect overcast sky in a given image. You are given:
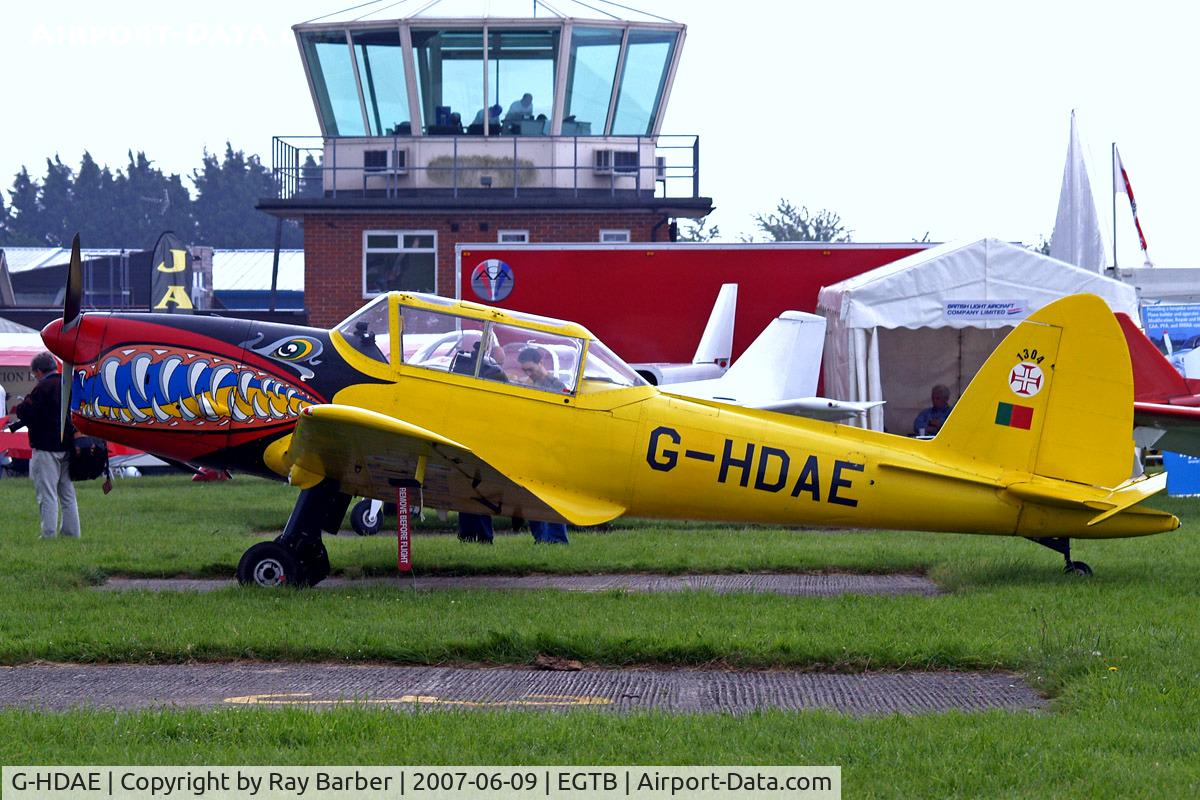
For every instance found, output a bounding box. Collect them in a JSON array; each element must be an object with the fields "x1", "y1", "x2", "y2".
[{"x1": 3, "y1": 0, "x2": 1195, "y2": 266}]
